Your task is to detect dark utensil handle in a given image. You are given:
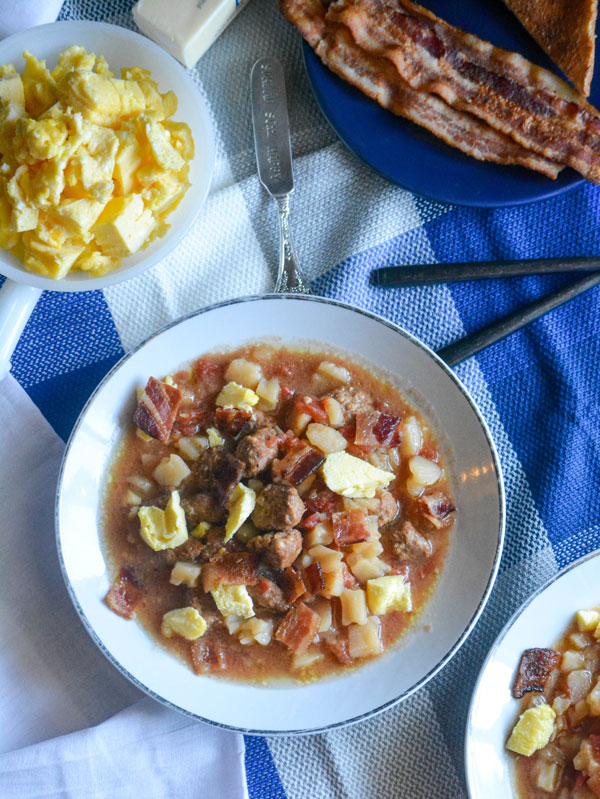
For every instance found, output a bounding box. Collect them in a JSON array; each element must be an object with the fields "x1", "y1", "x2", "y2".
[
  {"x1": 373, "y1": 257, "x2": 600, "y2": 286},
  {"x1": 437, "y1": 272, "x2": 600, "y2": 367}
]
